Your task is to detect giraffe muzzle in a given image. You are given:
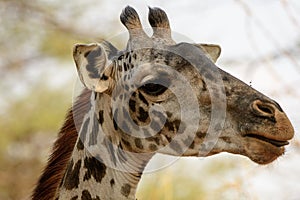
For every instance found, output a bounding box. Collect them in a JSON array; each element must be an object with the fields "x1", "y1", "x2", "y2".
[{"x1": 243, "y1": 99, "x2": 294, "y2": 148}]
